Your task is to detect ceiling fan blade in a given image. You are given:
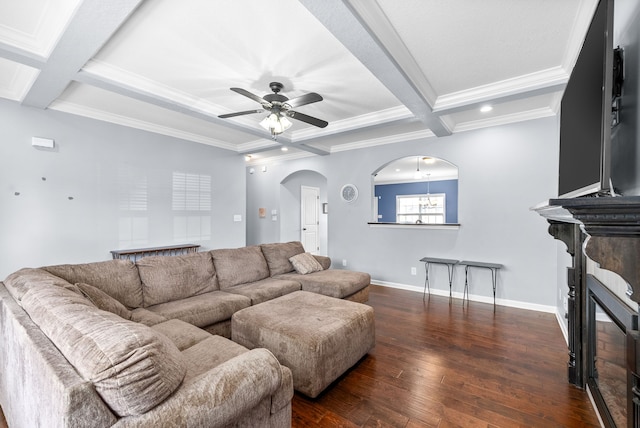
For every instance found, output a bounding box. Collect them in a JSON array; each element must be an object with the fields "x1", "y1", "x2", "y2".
[
  {"x1": 230, "y1": 88, "x2": 271, "y2": 107},
  {"x1": 286, "y1": 111, "x2": 328, "y2": 128},
  {"x1": 218, "y1": 109, "x2": 263, "y2": 119},
  {"x1": 284, "y1": 92, "x2": 323, "y2": 109}
]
